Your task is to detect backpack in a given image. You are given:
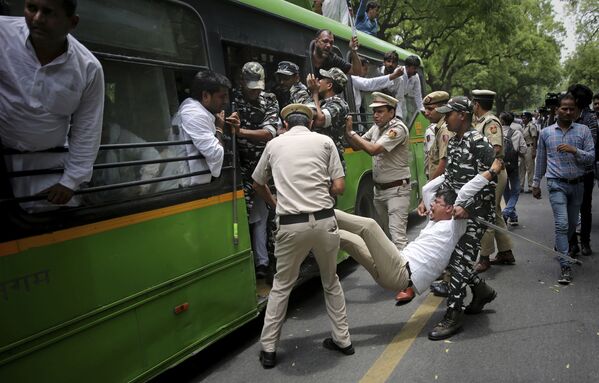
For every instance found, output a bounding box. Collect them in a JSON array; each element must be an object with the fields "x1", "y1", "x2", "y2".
[{"x1": 503, "y1": 129, "x2": 518, "y2": 173}]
